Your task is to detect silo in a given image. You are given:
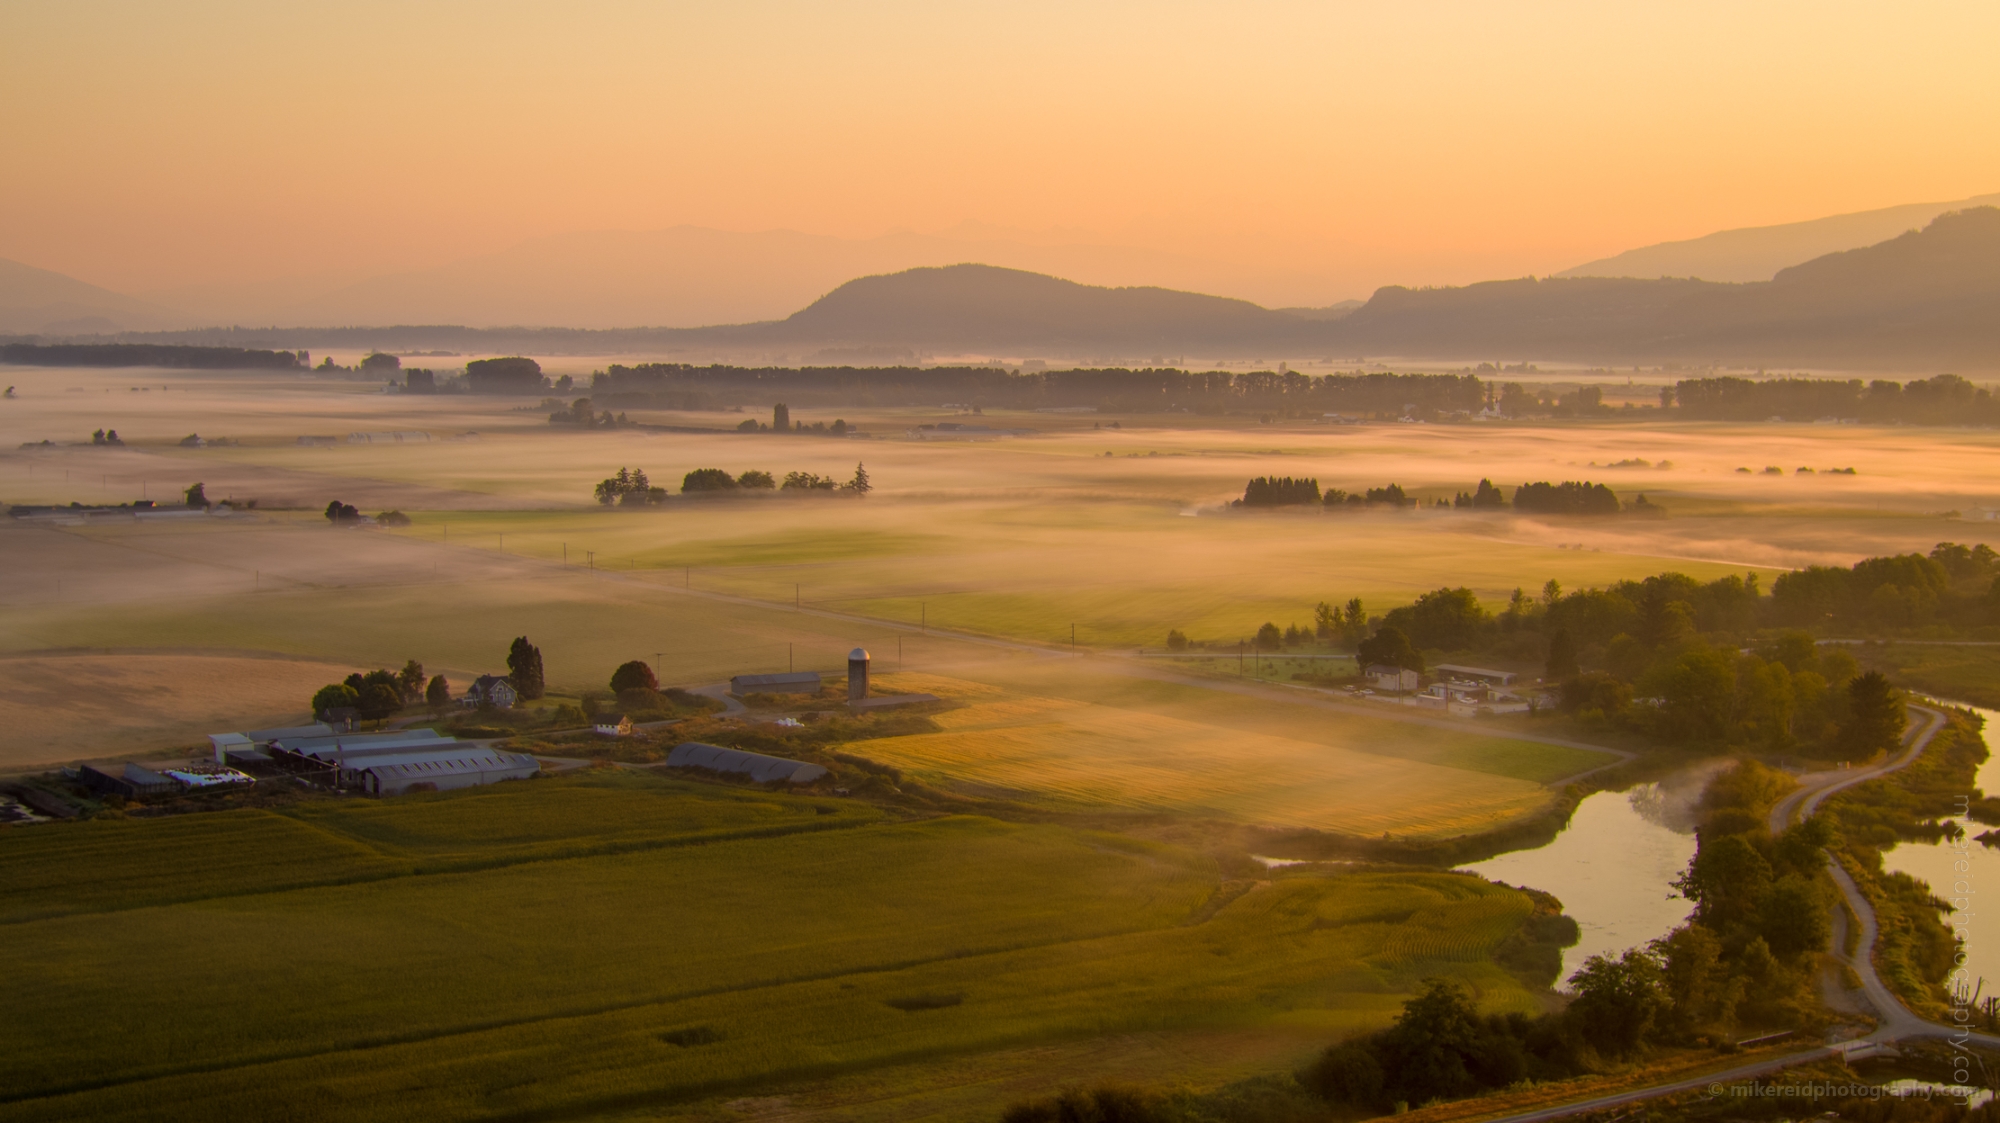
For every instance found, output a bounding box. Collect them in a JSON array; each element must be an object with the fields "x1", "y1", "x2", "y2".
[{"x1": 848, "y1": 648, "x2": 870, "y2": 701}]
